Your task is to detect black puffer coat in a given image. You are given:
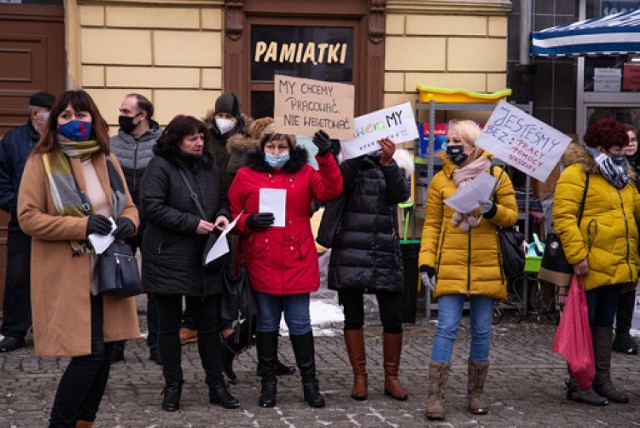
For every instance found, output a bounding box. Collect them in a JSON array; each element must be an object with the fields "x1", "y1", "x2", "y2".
[
  {"x1": 140, "y1": 150, "x2": 230, "y2": 296},
  {"x1": 327, "y1": 154, "x2": 410, "y2": 293}
]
